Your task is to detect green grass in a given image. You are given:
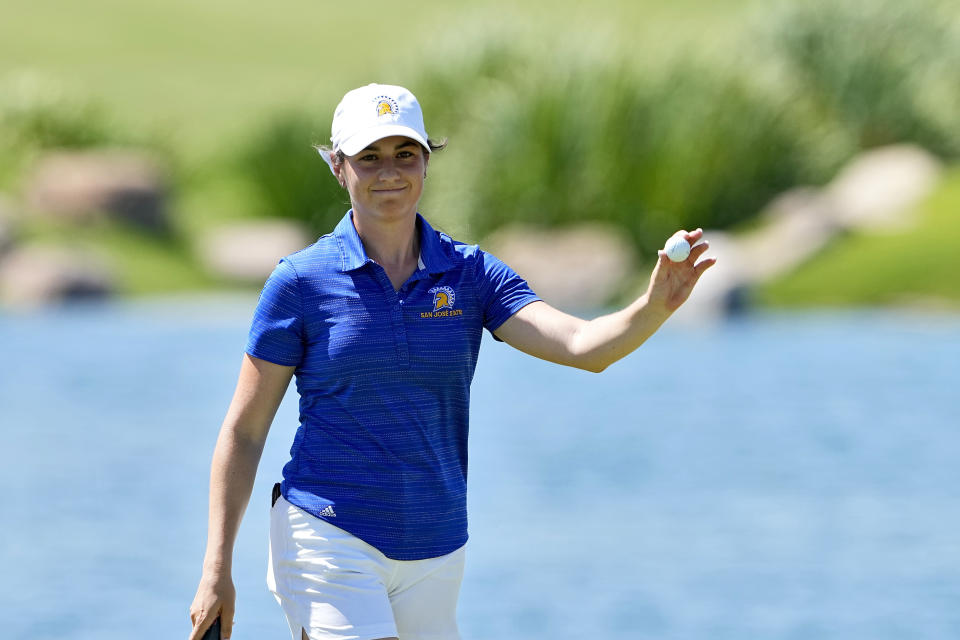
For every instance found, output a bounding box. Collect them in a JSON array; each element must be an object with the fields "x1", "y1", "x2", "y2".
[
  {"x1": 6, "y1": 0, "x2": 960, "y2": 307},
  {"x1": 1, "y1": 0, "x2": 758, "y2": 160},
  {"x1": 19, "y1": 219, "x2": 215, "y2": 295},
  {"x1": 758, "y1": 168, "x2": 960, "y2": 308}
]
